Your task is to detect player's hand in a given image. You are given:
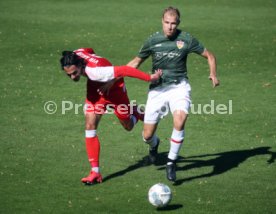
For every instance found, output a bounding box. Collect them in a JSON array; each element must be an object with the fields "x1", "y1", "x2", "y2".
[
  {"x1": 209, "y1": 75, "x2": 220, "y2": 88},
  {"x1": 150, "y1": 69, "x2": 162, "y2": 82}
]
